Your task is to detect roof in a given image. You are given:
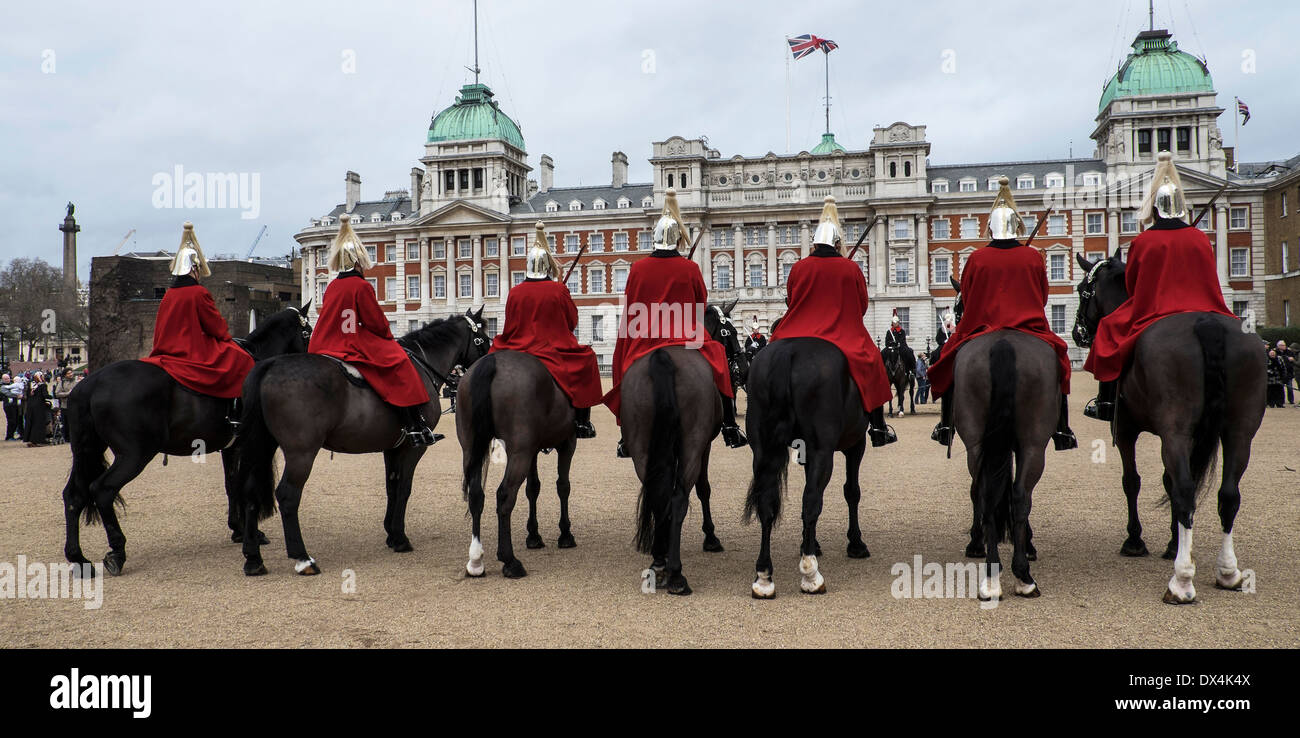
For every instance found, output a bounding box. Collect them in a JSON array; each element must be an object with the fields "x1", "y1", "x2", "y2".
[
  {"x1": 510, "y1": 183, "x2": 654, "y2": 214},
  {"x1": 428, "y1": 83, "x2": 525, "y2": 151},
  {"x1": 1099, "y1": 29, "x2": 1214, "y2": 113},
  {"x1": 928, "y1": 158, "x2": 1106, "y2": 186},
  {"x1": 324, "y1": 197, "x2": 413, "y2": 222},
  {"x1": 810, "y1": 132, "x2": 848, "y2": 155},
  {"x1": 1235, "y1": 152, "x2": 1300, "y2": 179}
]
